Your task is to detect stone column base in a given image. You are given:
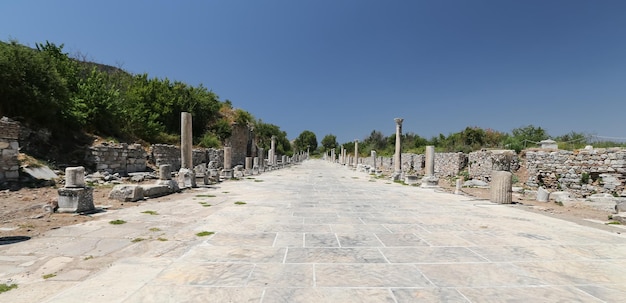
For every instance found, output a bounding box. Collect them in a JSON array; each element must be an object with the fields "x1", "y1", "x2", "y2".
[
  {"x1": 58, "y1": 187, "x2": 95, "y2": 213},
  {"x1": 391, "y1": 171, "x2": 402, "y2": 181},
  {"x1": 221, "y1": 169, "x2": 234, "y2": 179},
  {"x1": 178, "y1": 168, "x2": 197, "y2": 188},
  {"x1": 404, "y1": 175, "x2": 419, "y2": 185},
  {"x1": 421, "y1": 176, "x2": 439, "y2": 187}
]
